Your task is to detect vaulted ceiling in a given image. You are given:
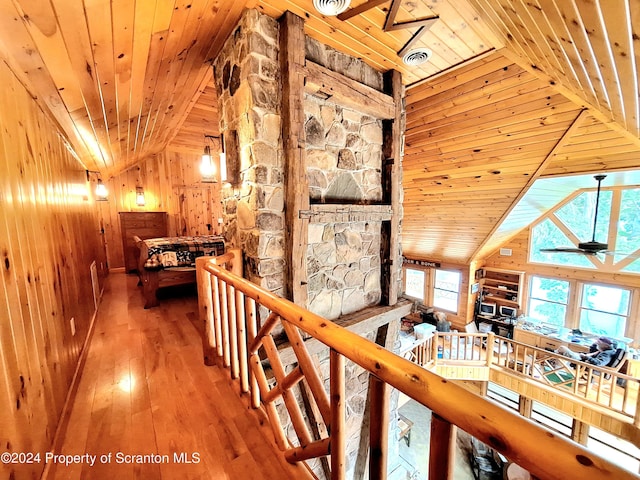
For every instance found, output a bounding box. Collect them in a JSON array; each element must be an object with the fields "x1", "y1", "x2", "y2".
[{"x1": 0, "y1": 0, "x2": 638, "y2": 264}]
